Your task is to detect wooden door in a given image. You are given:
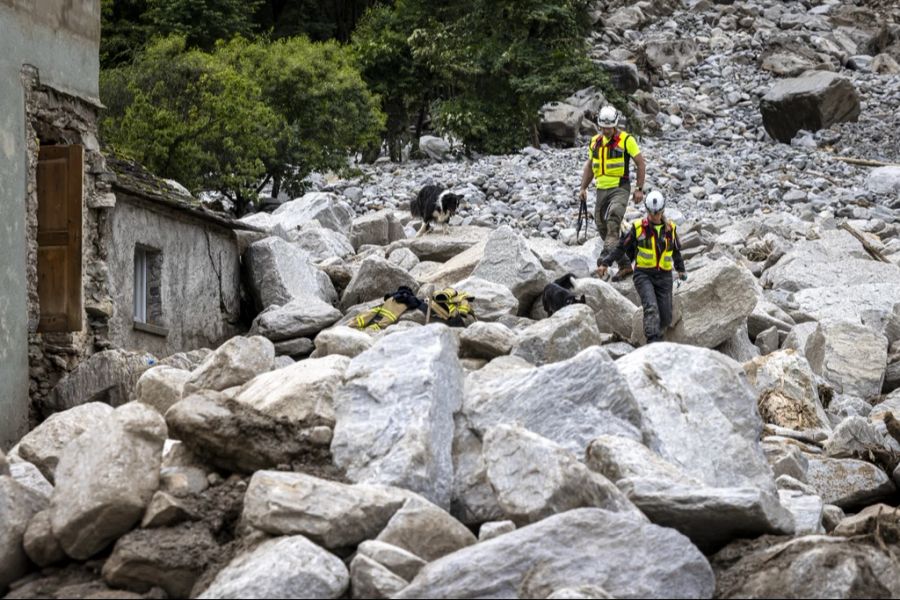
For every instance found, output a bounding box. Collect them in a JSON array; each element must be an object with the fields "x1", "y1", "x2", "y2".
[{"x1": 37, "y1": 145, "x2": 83, "y2": 333}]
